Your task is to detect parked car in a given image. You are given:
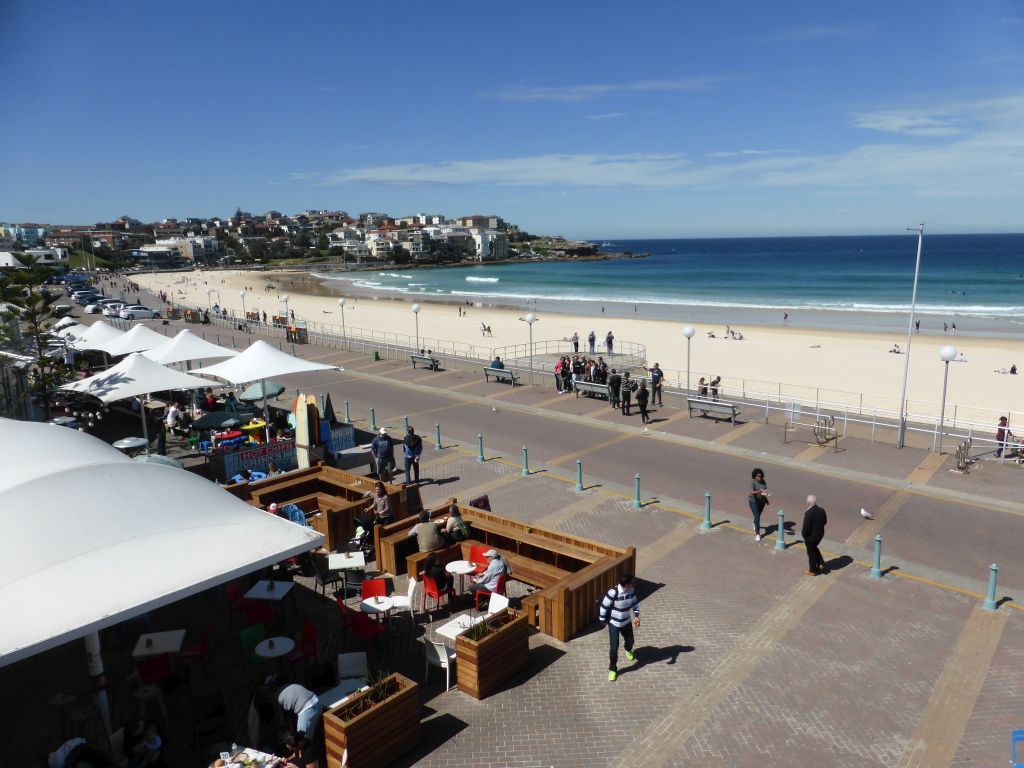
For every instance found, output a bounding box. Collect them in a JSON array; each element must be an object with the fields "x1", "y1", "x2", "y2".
[
  {"x1": 103, "y1": 302, "x2": 126, "y2": 317},
  {"x1": 84, "y1": 298, "x2": 120, "y2": 314},
  {"x1": 74, "y1": 293, "x2": 102, "y2": 306},
  {"x1": 119, "y1": 305, "x2": 160, "y2": 320}
]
